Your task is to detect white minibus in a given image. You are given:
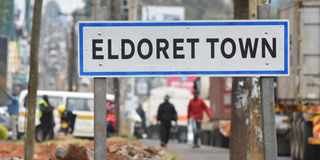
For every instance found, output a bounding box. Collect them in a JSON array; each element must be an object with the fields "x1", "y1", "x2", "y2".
[{"x1": 18, "y1": 90, "x2": 114, "y2": 138}]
